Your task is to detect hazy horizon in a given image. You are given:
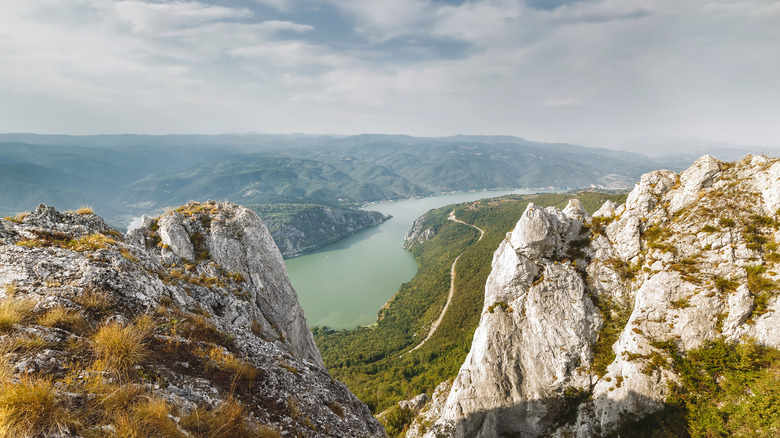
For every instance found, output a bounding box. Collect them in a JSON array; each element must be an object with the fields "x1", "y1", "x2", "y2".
[{"x1": 1, "y1": 131, "x2": 777, "y2": 159}]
